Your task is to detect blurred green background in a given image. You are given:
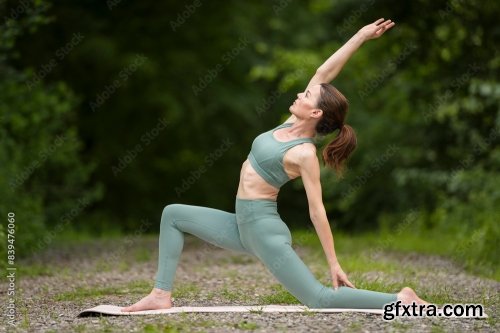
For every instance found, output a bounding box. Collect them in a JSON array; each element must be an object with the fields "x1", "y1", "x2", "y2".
[{"x1": 0, "y1": 0, "x2": 498, "y2": 278}]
